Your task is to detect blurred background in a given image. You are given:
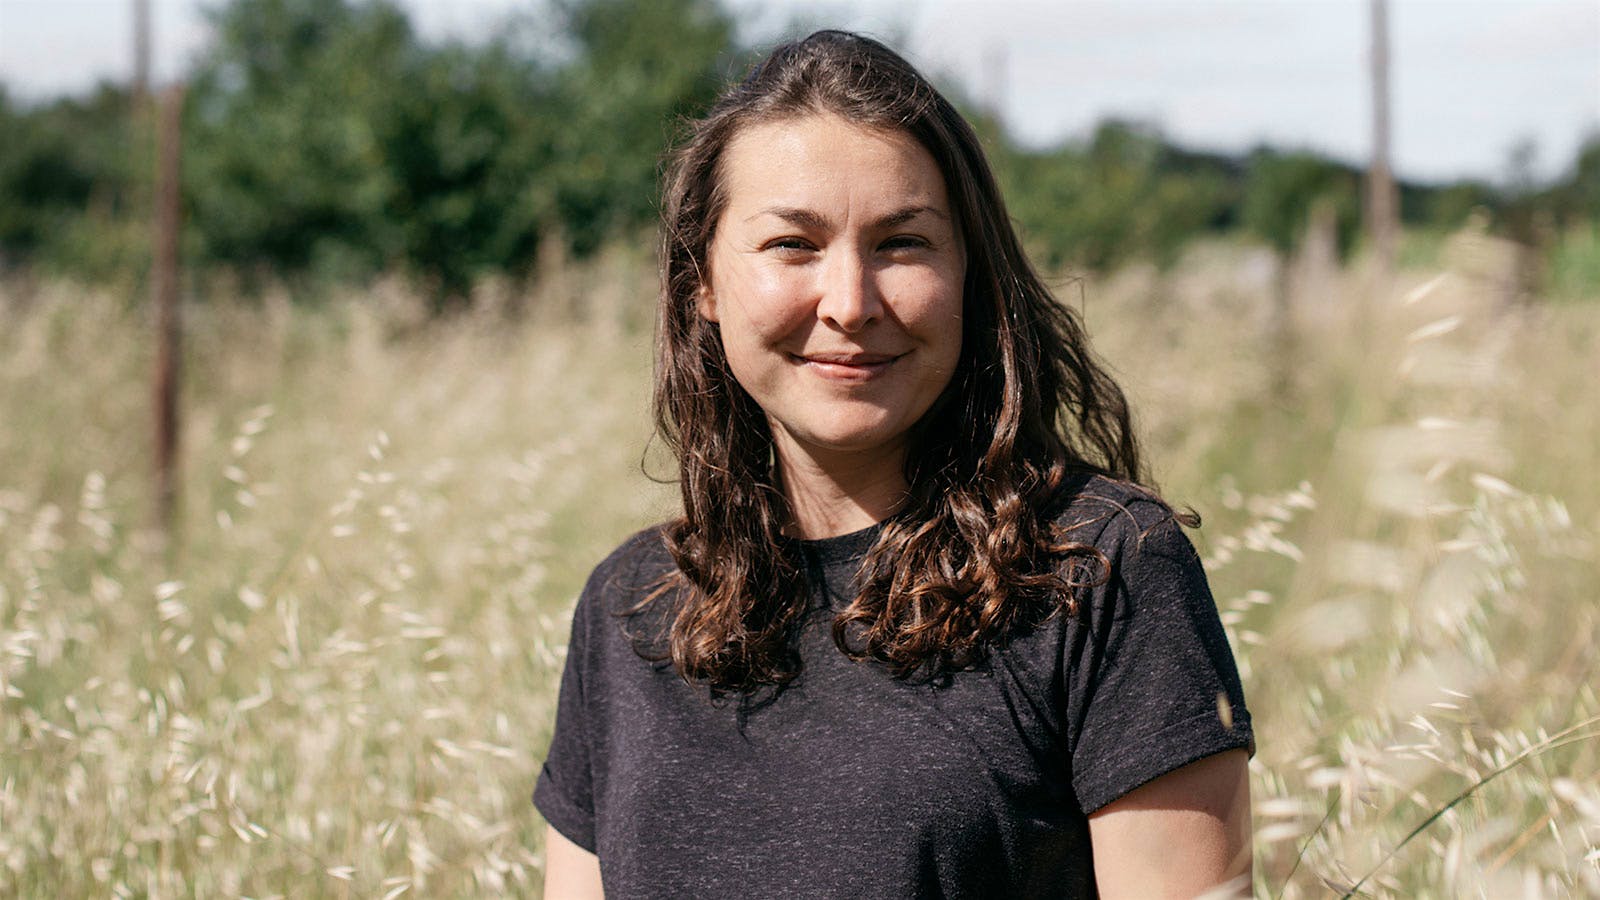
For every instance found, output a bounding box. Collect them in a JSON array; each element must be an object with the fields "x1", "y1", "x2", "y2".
[
  {"x1": 0, "y1": 1, "x2": 1597, "y2": 897},
  {"x1": 1, "y1": 0, "x2": 1597, "y2": 300}
]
